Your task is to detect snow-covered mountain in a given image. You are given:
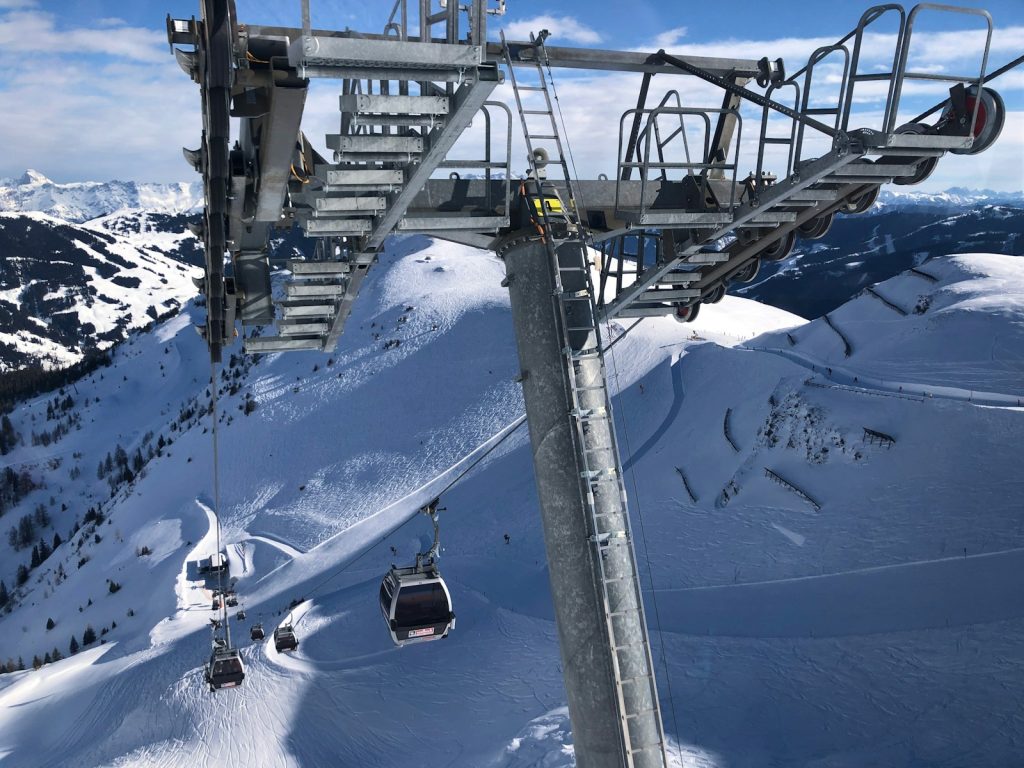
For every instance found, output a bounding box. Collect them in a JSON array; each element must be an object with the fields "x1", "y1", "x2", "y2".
[
  {"x1": 0, "y1": 170, "x2": 202, "y2": 223},
  {"x1": 877, "y1": 186, "x2": 1024, "y2": 210},
  {"x1": 0, "y1": 237, "x2": 1022, "y2": 766},
  {"x1": 0, "y1": 210, "x2": 201, "y2": 371},
  {"x1": 739, "y1": 197, "x2": 1024, "y2": 318}
]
